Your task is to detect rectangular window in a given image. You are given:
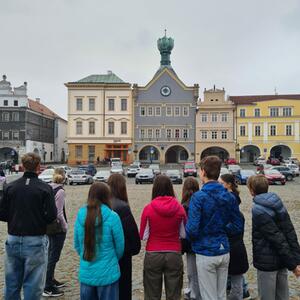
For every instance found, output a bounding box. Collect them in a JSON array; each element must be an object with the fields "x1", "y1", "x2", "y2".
[
  {"x1": 121, "y1": 99, "x2": 127, "y2": 111},
  {"x1": 270, "y1": 125, "x2": 276, "y2": 136},
  {"x1": 14, "y1": 100, "x2": 18, "y2": 107},
  {"x1": 201, "y1": 131, "x2": 207, "y2": 139},
  {"x1": 155, "y1": 129, "x2": 160, "y2": 139},
  {"x1": 175, "y1": 129, "x2": 180, "y2": 139},
  {"x1": 140, "y1": 129, "x2": 145, "y2": 139},
  {"x1": 221, "y1": 113, "x2": 228, "y2": 122},
  {"x1": 183, "y1": 129, "x2": 188, "y2": 139},
  {"x1": 166, "y1": 129, "x2": 172, "y2": 139},
  {"x1": 270, "y1": 107, "x2": 279, "y2": 117},
  {"x1": 255, "y1": 125, "x2": 261, "y2": 136},
  {"x1": 155, "y1": 106, "x2": 161, "y2": 116},
  {"x1": 89, "y1": 121, "x2": 95, "y2": 134},
  {"x1": 108, "y1": 122, "x2": 114, "y2": 134},
  {"x1": 183, "y1": 106, "x2": 189, "y2": 116},
  {"x1": 75, "y1": 145, "x2": 82, "y2": 158},
  {"x1": 240, "y1": 126, "x2": 246, "y2": 136},
  {"x1": 88, "y1": 146, "x2": 95, "y2": 162},
  {"x1": 211, "y1": 131, "x2": 217, "y2": 139},
  {"x1": 254, "y1": 108, "x2": 260, "y2": 117},
  {"x1": 240, "y1": 109, "x2": 246, "y2": 117},
  {"x1": 76, "y1": 98, "x2": 83, "y2": 111},
  {"x1": 140, "y1": 106, "x2": 146, "y2": 116},
  {"x1": 221, "y1": 131, "x2": 227, "y2": 139},
  {"x1": 201, "y1": 114, "x2": 208, "y2": 122},
  {"x1": 166, "y1": 106, "x2": 172, "y2": 116},
  {"x1": 89, "y1": 98, "x2": 95, "y2": 111},
  {"x1": 211, "y1": 113, "x2": 218, "y2": 122},
  {"x1": 147, "y1": 106, "x2": 153, "y2": 116},
  {"x1": 108, "y1": 99, "x2": 115, "y2": 111},
  {"x1": 147, "y1": 128, "x2": 153, "y2": 139},
  {"x1": 121, "y1": 122, "x2": 127, "y2": 134},
  {"x1": 286, "y1": 125, "x2": 292, "y2": 136},
  {"x1": 283, "y1": 107, "x2": 292, "y2": 117},
  {"x1": 3, "y1": 112, "x2": 9, "y2": 122},
  {"x1": 13, "y1": 131, "x2": 19, "y2": 140},
  {"x1": 3, "y1": 100, "x2": 8, "y2": 106},
  {"x1": 76, "y1": 121, "x2": 82, "y2": 134},
  {"x1": 12, "y1": 112, "x2": 19, "y2": 121},
  {"x1": 3, "y1": 131, "x2": 9, "y2": 140},
  {"x1": 174, "y1": 106, "x2": 180, "y2": 116}
]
